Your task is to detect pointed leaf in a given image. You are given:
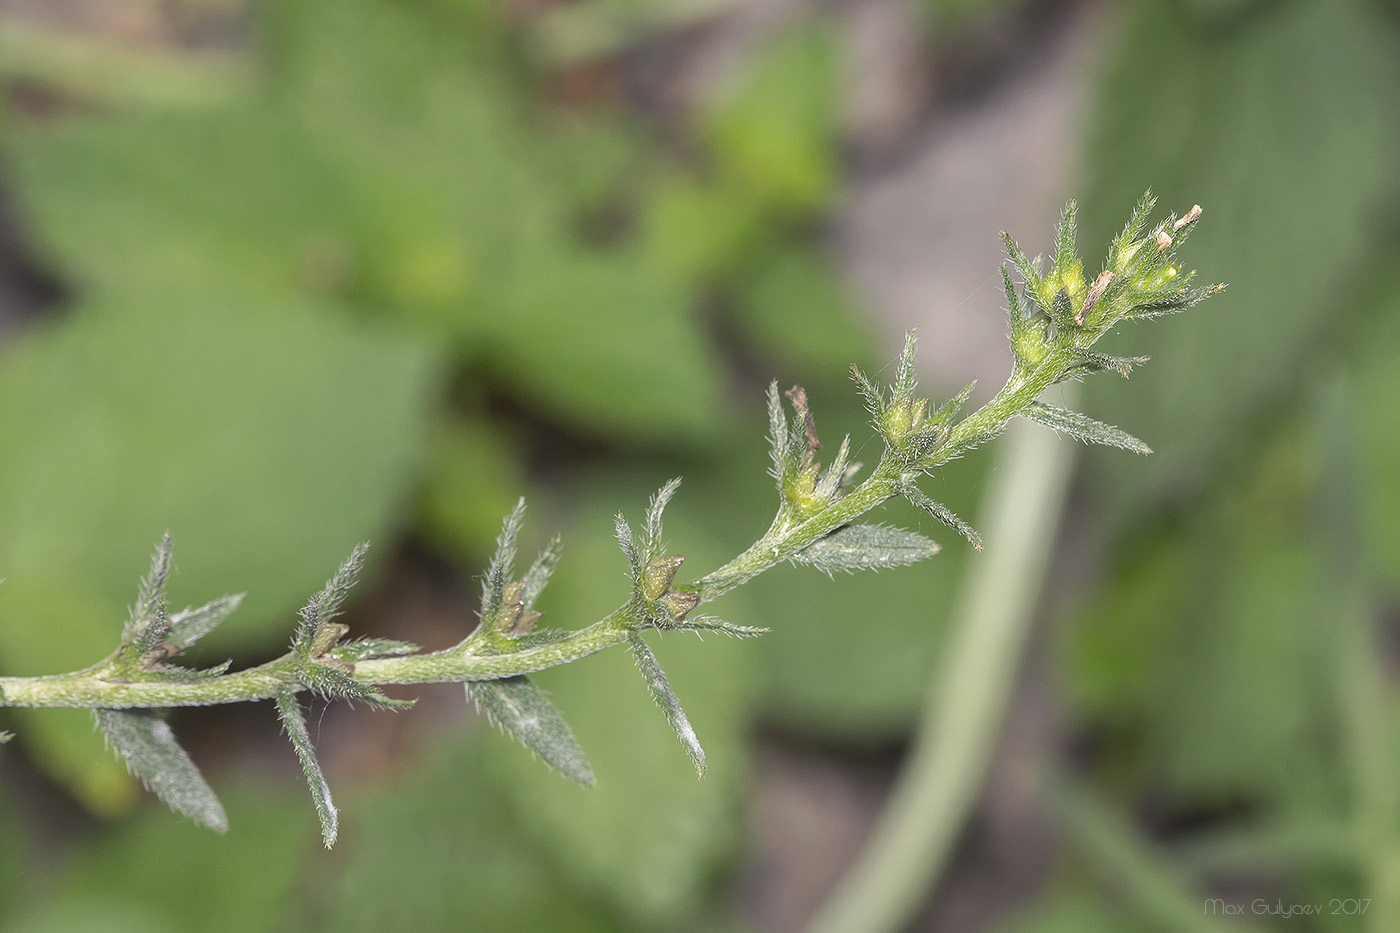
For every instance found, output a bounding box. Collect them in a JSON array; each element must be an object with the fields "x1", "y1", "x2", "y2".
[
  {"x1": 468, "y1": 676, "x2": 595, "y2": 787},
  {"x1": 931, "y1": 381, "x2": 976, "y2": 426},
  {"x1": 899, "y1": 484, "x2": 983, "y2": 550},
  {"x1": 295, "y1": 543, "x2": 369, "y2": 649},
  {"x1": 276, "y1": 688, "x2": 337, "y2": 847},
  {"x1": 482, "y1": 499, "x2": 526, "y2": 618},
  {"x1": 94, "y1": 708, "x2": 227, "y2": 833},
  {"x1": 1022, "y1": 401, "x2": 1151, "y2": 454},
  {"x1": 1001, "y1": 231, "x2": 1043, "y2": 300},
  {"x1": 166, "y1": 593, "x2": 244, "y2": 649},
  {"x1": 519, "y1": 536, "x2": 563, "y2": 609},
  {"x1": 848, "y1": 365, "x2": 883, "y2": 422},
  {"x1": 627, "y1": 632, "x2": 705, "y2": 776},
  {"x1": 675, "y1": 616, "x2": 769, "y2": 639},
  {"x1": 642, "y1": 478, "x2": 682, "y2": 563},
  {"x1": 301, "y1": 661, "x2": 415, "y2": 709},
  {"x1": 614, "y1": 513, "x2": 640, "y2": 585},
  {"x1": 125, "y1": 534, "x2": 174, "y2": 652},
  {"x1": 1054, "y1": 199, "x2": 1078, "y2": 270},
  {"x1": 328, "y1": 637, "x2": 419, "y2": 663},
  {"x1": 790, "y1": 523, "x2": 940, "y2": 574},
  {"x1": 766, "y1": 381, "x2": 793, "y2": 481},
  {"x1": 1071, "y1": 352, "x2": 1151, "y2": 378},
  {"x1": 892, "y1": 330, "x2": 918, "y2": 400}
]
